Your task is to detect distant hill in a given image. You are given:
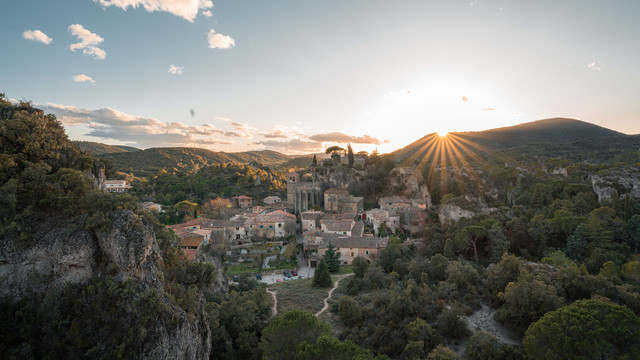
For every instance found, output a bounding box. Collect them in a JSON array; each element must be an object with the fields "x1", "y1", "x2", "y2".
[
  {"x1": 394, "y1": 118, "x2": 640, "y2": 165},
  {"x1": 74, "y1": 141, "x2": 140, "y2": 155},
  {"x1": 101, "y1": 147, "x2": 293, "y2": 176}
]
